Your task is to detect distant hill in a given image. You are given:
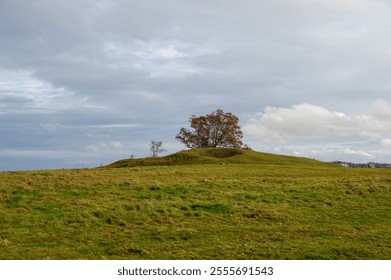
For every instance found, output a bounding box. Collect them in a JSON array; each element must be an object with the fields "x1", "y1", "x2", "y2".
[{"x1": 105, "y1": 148, "x2": 338, "y2": 169}]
